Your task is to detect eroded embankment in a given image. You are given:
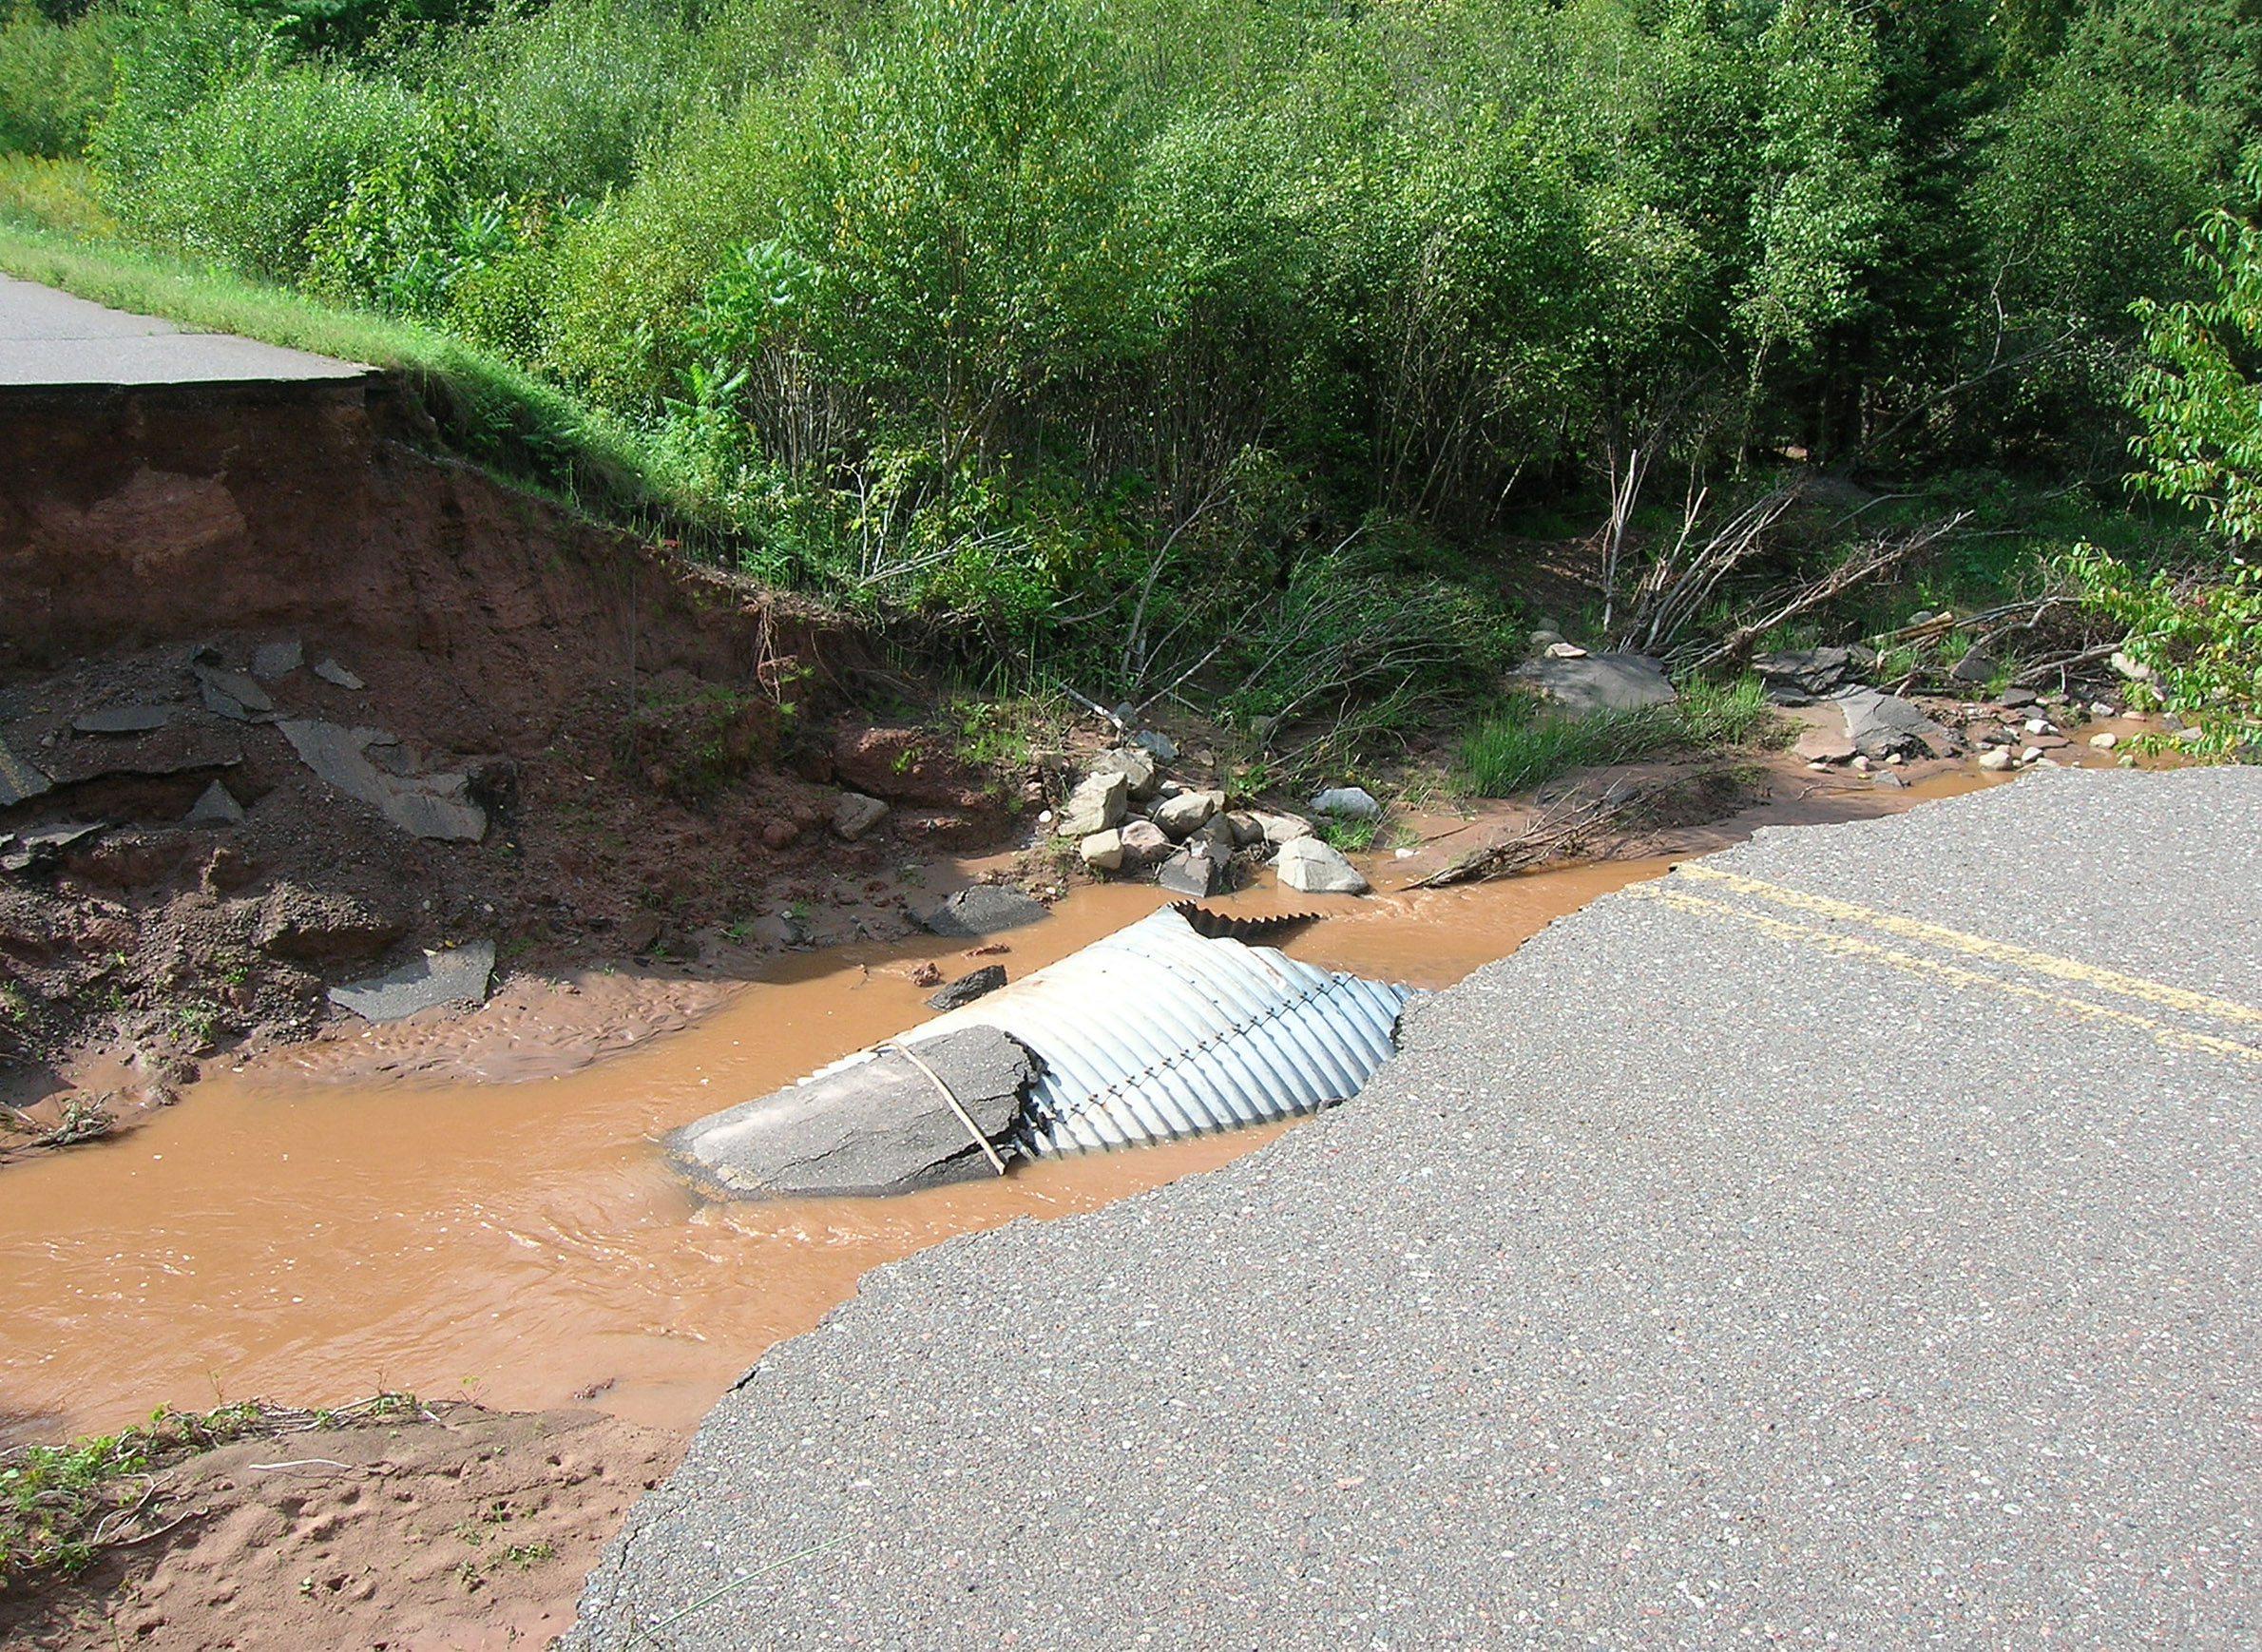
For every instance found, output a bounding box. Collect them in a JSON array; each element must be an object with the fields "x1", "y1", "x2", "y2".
[{"x1": 0, "y1": 374, "x2": 1014, "y2": 1140}]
